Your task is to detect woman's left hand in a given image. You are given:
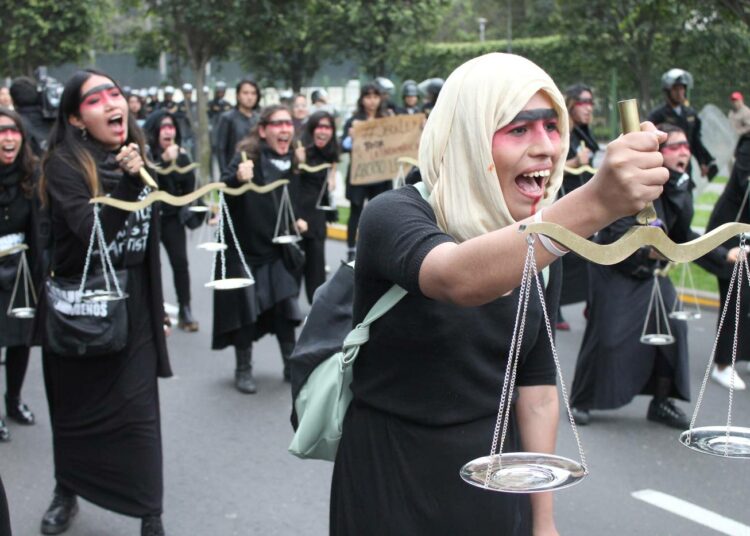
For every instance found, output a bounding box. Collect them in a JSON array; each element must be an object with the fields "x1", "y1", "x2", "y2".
[
  {"x1": 295, "y1": 218, "x2": 308, "y2": 234},
  {"x1": 116, "y1": 143, "x2": 144, "y2": 176}
]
